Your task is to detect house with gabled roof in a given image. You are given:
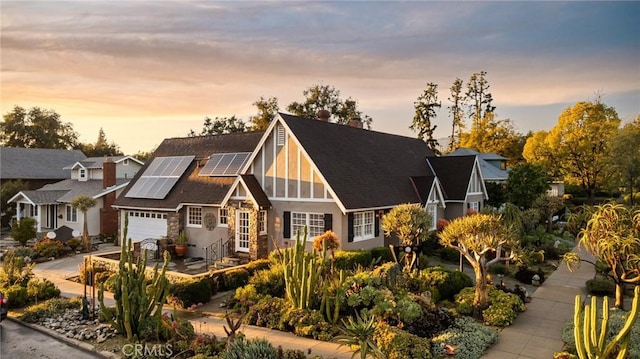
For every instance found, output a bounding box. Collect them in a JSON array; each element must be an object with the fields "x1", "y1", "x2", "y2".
[
  {"x1": 112, "y1": 132, "x2": 264, "y2": 260},
  {"x1": 8, "y1": 156, "x2": 143, "y2": 240},
  {"x1": 445, "y1": 148, "x2": 509, "y2": 183},
  {"x1": 0, "y1": 147, "x2": 87, "y2": 189},
  {"x1": 428, "y1": 155, "x2": 488, "y2": 218},
  {"x1": 221, "y1": 113, "x2": 447, "y2": 260}
]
